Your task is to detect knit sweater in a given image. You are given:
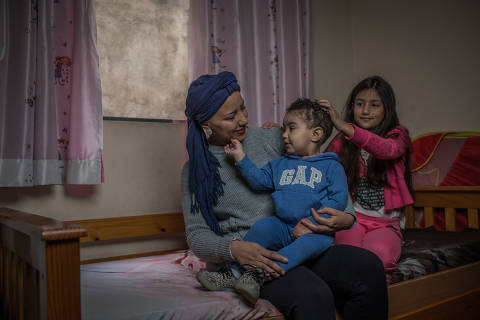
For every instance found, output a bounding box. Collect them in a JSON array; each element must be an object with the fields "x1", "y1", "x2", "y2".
[{"x1": 181, "y1": 126, "x2": 355, "y2": 263}]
